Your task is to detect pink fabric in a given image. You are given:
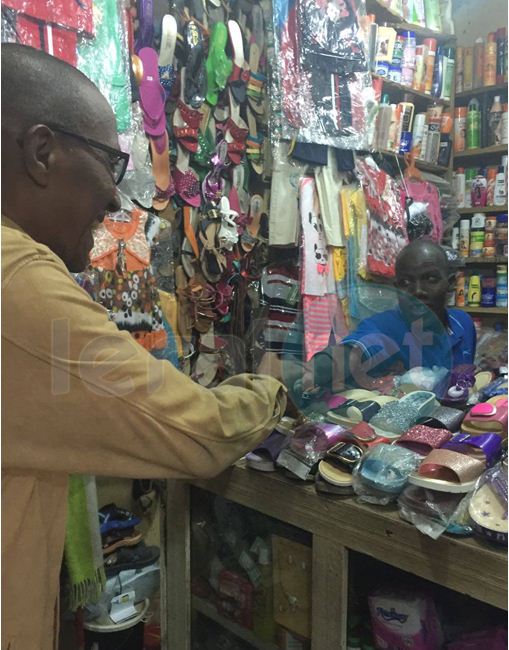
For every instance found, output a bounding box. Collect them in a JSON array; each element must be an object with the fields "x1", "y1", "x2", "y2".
[{"x1": 303, "y1": 294, "x2": 339, "y2": 361}]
